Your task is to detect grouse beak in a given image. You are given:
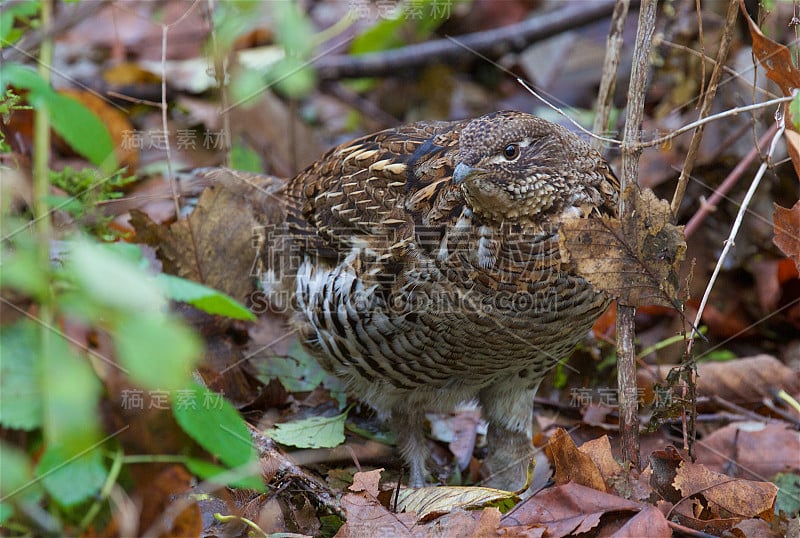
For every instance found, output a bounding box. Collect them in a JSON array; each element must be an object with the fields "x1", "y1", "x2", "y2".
[{"x1": 453, "y1": 162, "x2": 478, "y2": 185}]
